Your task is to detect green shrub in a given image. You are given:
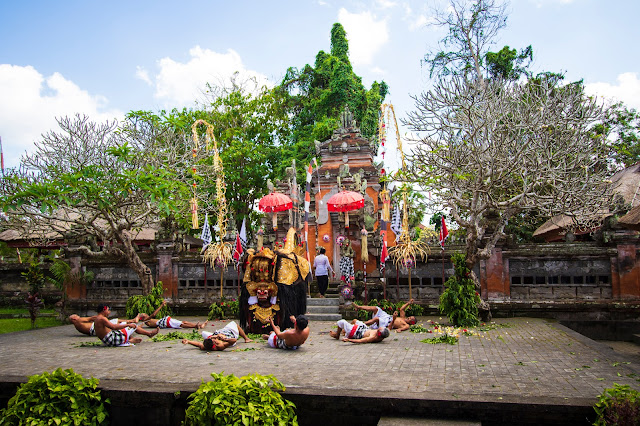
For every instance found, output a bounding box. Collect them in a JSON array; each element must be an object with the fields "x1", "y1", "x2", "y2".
[
  {"x1": 0, "y1": 368, "x2": 109, "y2": 426},
  {"x1": 356, "y1": 298, "x2": 423, "y2": 320},
  {"x1": 184, "y1": 372, "x2": 297, "y2": 426},
  {"x1": 208, "y1": 297, "x2": 239, "y2": 320},
  {"x1": 594, "y1": 383, "x2": 640, "y2": 426},
  {"x1": 439, "y1": 253, "x2": 480, "y2": 327},
  {"x1": 125, "y1": 281, "x2": 170, "y2": 319}
]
